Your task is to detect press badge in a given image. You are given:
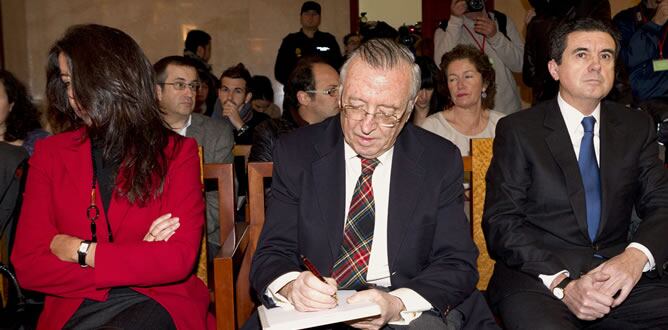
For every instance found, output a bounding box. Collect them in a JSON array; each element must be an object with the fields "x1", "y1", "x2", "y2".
[{"x1": 654, "y1": 59, "x2": 668, "y2": 72}]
